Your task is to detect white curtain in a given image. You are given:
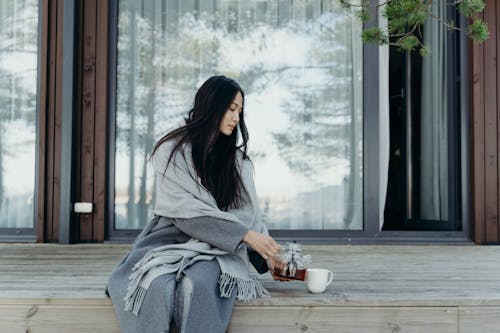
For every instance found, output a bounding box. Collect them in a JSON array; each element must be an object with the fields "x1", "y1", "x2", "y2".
[
  {"x1": 378, "y1": 1, "x2": 390, "y2": 229},
  {"x1": 0, "y1": 1, "x2": 38, "y2": 229},
  {"x1": 420, "y1": 1, "x2": 448, "y2": 220},
  {"x1": 115, "y1": 0, "x2": 364, "y2": 230}
]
